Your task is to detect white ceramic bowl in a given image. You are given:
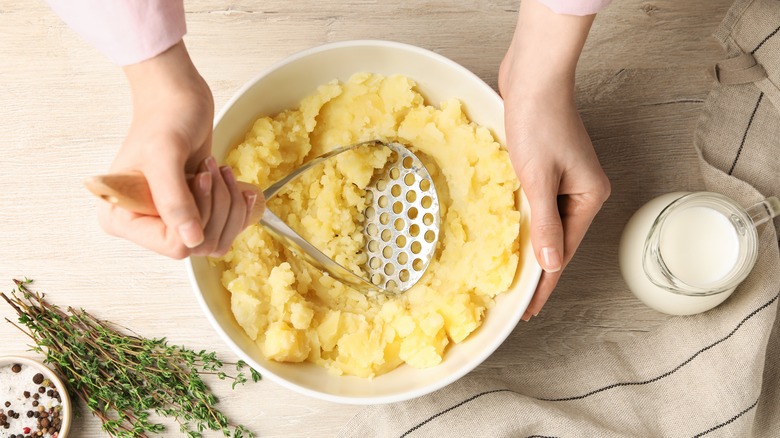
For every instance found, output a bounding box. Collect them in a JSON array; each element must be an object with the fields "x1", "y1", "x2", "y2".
[
  {"x1": 0, "y1": 355, "x2": 72, "y2": 437},
  {"x1": 187, "y1": 40, "x2": 541, "y2": 405}
]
